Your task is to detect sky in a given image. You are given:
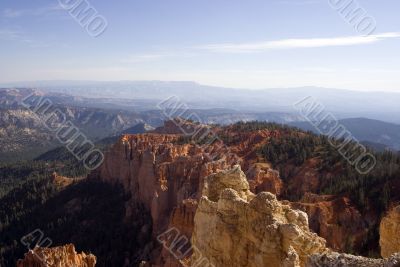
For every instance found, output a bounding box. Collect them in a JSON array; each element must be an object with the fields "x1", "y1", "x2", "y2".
[{"x1": 1, "y1": 0, "x2": 400, "y2": 91}]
